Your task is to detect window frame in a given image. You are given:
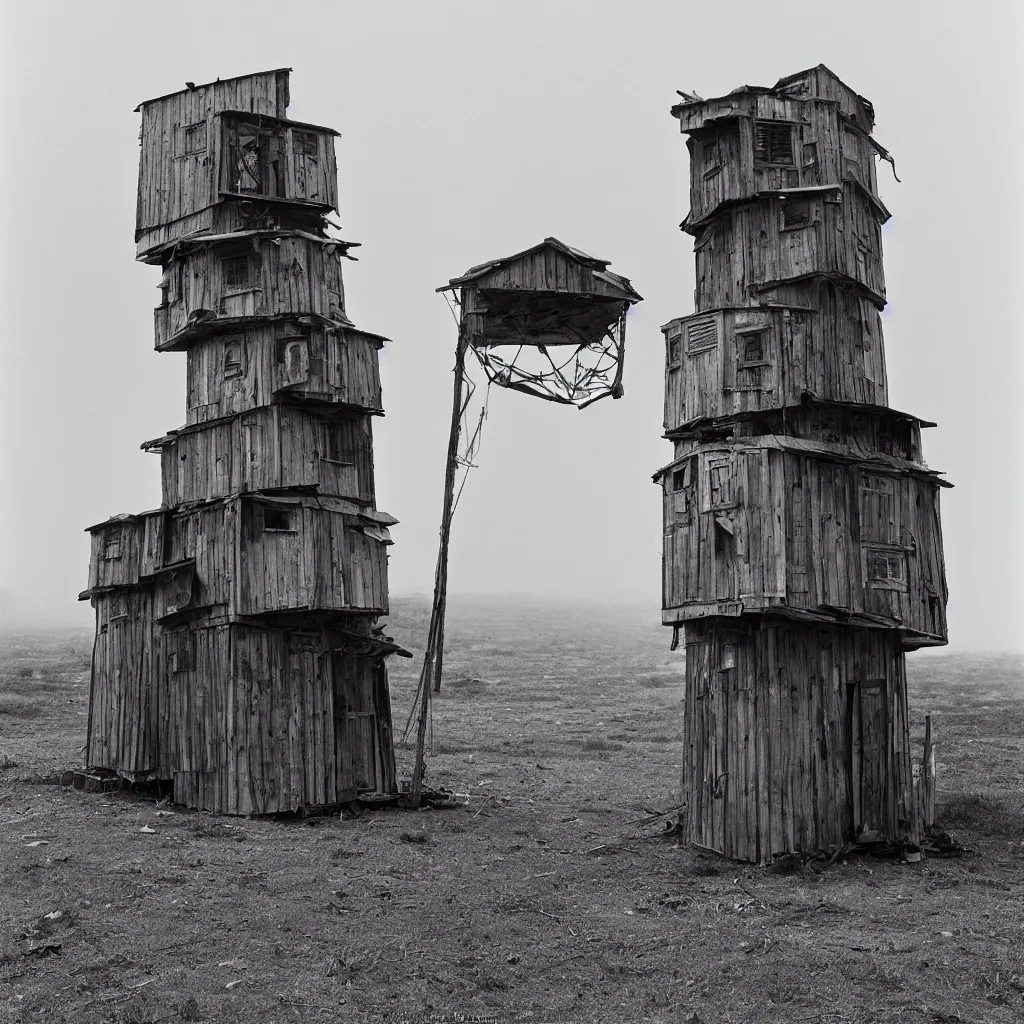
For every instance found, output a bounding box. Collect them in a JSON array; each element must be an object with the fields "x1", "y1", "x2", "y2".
[
  {"x1": 753, "y1": 120, "x2": 796, "y2": 167},
  {"x1": 863, "y1": 544, "x2": 908, "y2": 592}
]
